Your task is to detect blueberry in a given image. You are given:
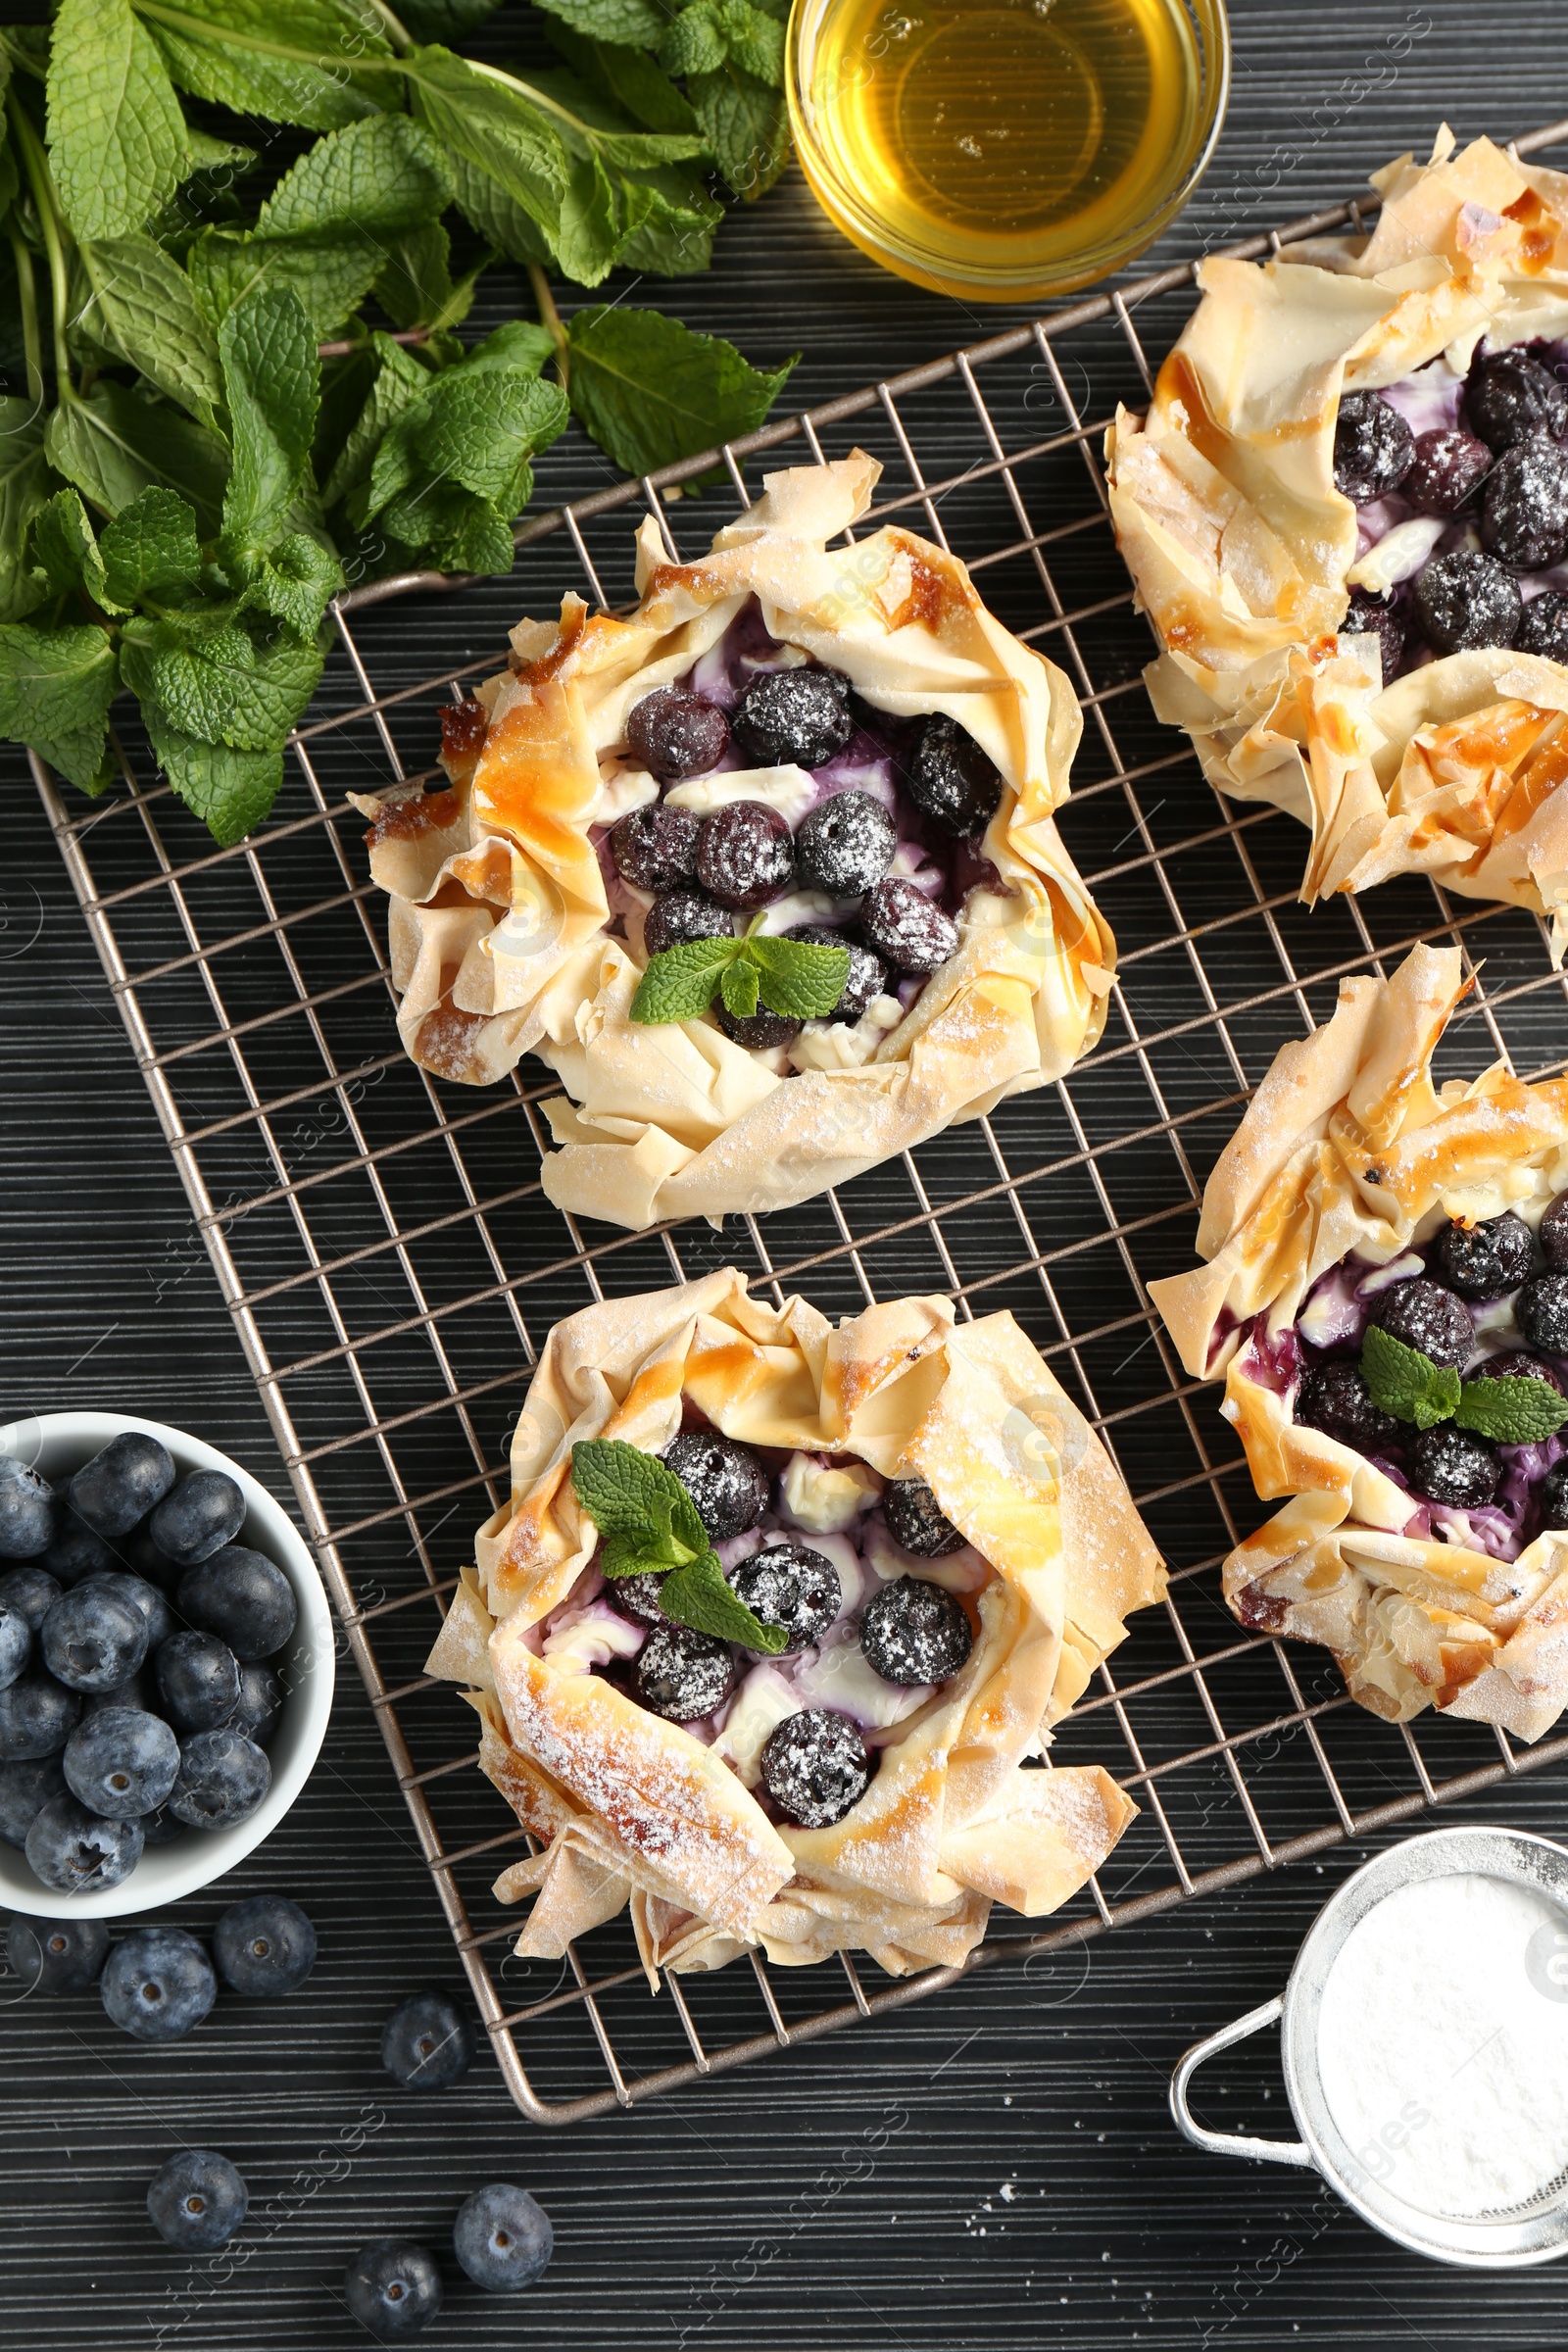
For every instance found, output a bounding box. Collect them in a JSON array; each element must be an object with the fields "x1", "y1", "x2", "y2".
[
  {"x1": 760, "y1": 1708, "x2": 870, "y2": 1828},
  {"x1": 25, "y1": 1793, "x2": 144, "y2": 1892},
  {"x1": 0, "y1": 1600, "x2": 29, "y2": 1691},
  {"x1": 102, "y1": 1925, "x2": 216, "y2": 2041},
  {"x1": 1463, "y1": 1350, "x2": 1563, "y2": 1392},
  {"x1": 0, "y1": 1752, "x2": 65, "y2": 1846},
  {"x1": 728, "y1": 1543, "x2": 841, "y2": 1651},
  {"x1": 696, "y1": 800, "x2": 795, "y2": 909},
  {"x1": 1542, "y1": 1458, "x2": 1568, "y2": 1528},
  {"x1": 715, "y1": 1004, "x2": 802, "y2": 1052},
  {"x1": 213, "y1": 1894, "x2": 317, "y2": 1996},
  {"x1": 883, "y1": 1477, "x2": 965, "y2": 1556},
  {"x1": 734, "y1": 667, "x2": 853, "y2": 768},
  {"x1": 147, "y1": 1470, "x2": 245, "y2": 1568},
  {"x1": 858, "y1": 1575, "x2": 973, "y2": 1686},
  {"x1": 170, "y1": 1727, "x2": 270, "y2": 1829},
  {"x1": 0, "y1": 1563, "x2": 62, "y2": 1630},
  {"x1": 1339, "y1": 588, "x2": 1405, "y2": 687},
  {"x1": 1333, "y1": 390, "x2": 1415, "y2": 503},
  {"x1": 795, "y1": 789, "x2": 897, "y2": 896},
  {"x1": 83, "y1": 1667, "x2": 156, "y2": 1718},
  {"x1": 381, "y1": 1988, "x2": 475, "y2": 2090},
  {"x1": 662, "y1": 1430, "x2": 769, "y2": 1538},
  {"x1": 908, "y1": 714, "x2": 1006, "y2": 834},
  {"x1": 1466, "y1": 347, "x2": 1568, "y2": 452},
  {"x1": 625, "y1": 687, "x2": 730, "y2": 782},
  {"x1": 634, "y1": 1625, "x2": 736, "y2": 1721},
  {"x1": 1294, "y1": 1362, "x2": 1399, "y2": 1452},
  {"x1": 1544, "y1": 1191, "x2": 1568, "y2": 1269},
  {"x1": 345, "y1": 2239, "x2": 444, "y2": 2343},
  {"x1": 1482, "y1": 439, "x2": 1568, "y2": 569},
  {"x1": 78, "y1": 1570, "x2": 176, "y2": 1652},
  {"x1": 138, "y1": 1802, "x2": 185, "y2": 1847},
  {"x1": 1402, "y1": 426, "x2": 1494, "y2": 515},
  {"x1": 0, "y1": 1674, "x2": 80, "y2": 1759},
  {"x1": 1410, "y1": 551, "x2": 1522, "y2": 655},
  {"x1": 67, "y1": 1433, "x2": 175, "y2": 1541},
  {"x1": 1515, "y1": 591, "x2": 1568, "y2": 662},
  {"x1": 122, "y1": 1525, "x2": 180, "y2": 1588},
  {"x1": 5, "y1": 1911, "x2": 109, "y2": 1991},
  {"x1": 608, "y1": 1570, "x2": 668, "y2": 1626},
  {"x1": 785, "y1": 925, "x2": 887, "y2": 1022},
  {"x1": 859, "y1": 877, "x2": 958, "y2": 976},
  {"x1": 156, "y1": 1630, "x2": 242, "y2": 1730},
  {"x1": 0, "y1": 1458, "x2": 56, "y2": 1559},
  {"x1": 1517, "y1": 1272, "x2": 1568, "y2": 1356},
  {"x1": 43, "y1": 1515, "x2": 119, "y2": 1588},
  {"x1": 176, "y1": 1545, "x2": 297, "y2": 1663},
  {"x1": 64, "y1": 1705, "x2": 179, "y2": 1818},
  {"x1": 1369, "y1": 1277, "x2": 1475, "y2": 1370},
  {"x1": 453, "y1": 2182, "x2": 554, "y2": 2292},
  {"x1": 226, "y1": 1660, "x2": 283, "y2": 1744},
  {"x1": 1406, "y1": 1424, "x2": 1499, "y2": 1508},
  {"x1": 1437, "y1": 1210, "x2": 1536, "y2": 1299},
  {"x1": 40, "y1": 1584, "x2": 149, "y2": 1693},
  {"x1": 146, "y1": 2149, "x2": 249, "y2": 2252},
  {"x1": 642, "y1": 887, "x2": 733, "y2": 959},
  {"x1": 611, "y1": 803, "x2": 702, "y2": 895}
]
